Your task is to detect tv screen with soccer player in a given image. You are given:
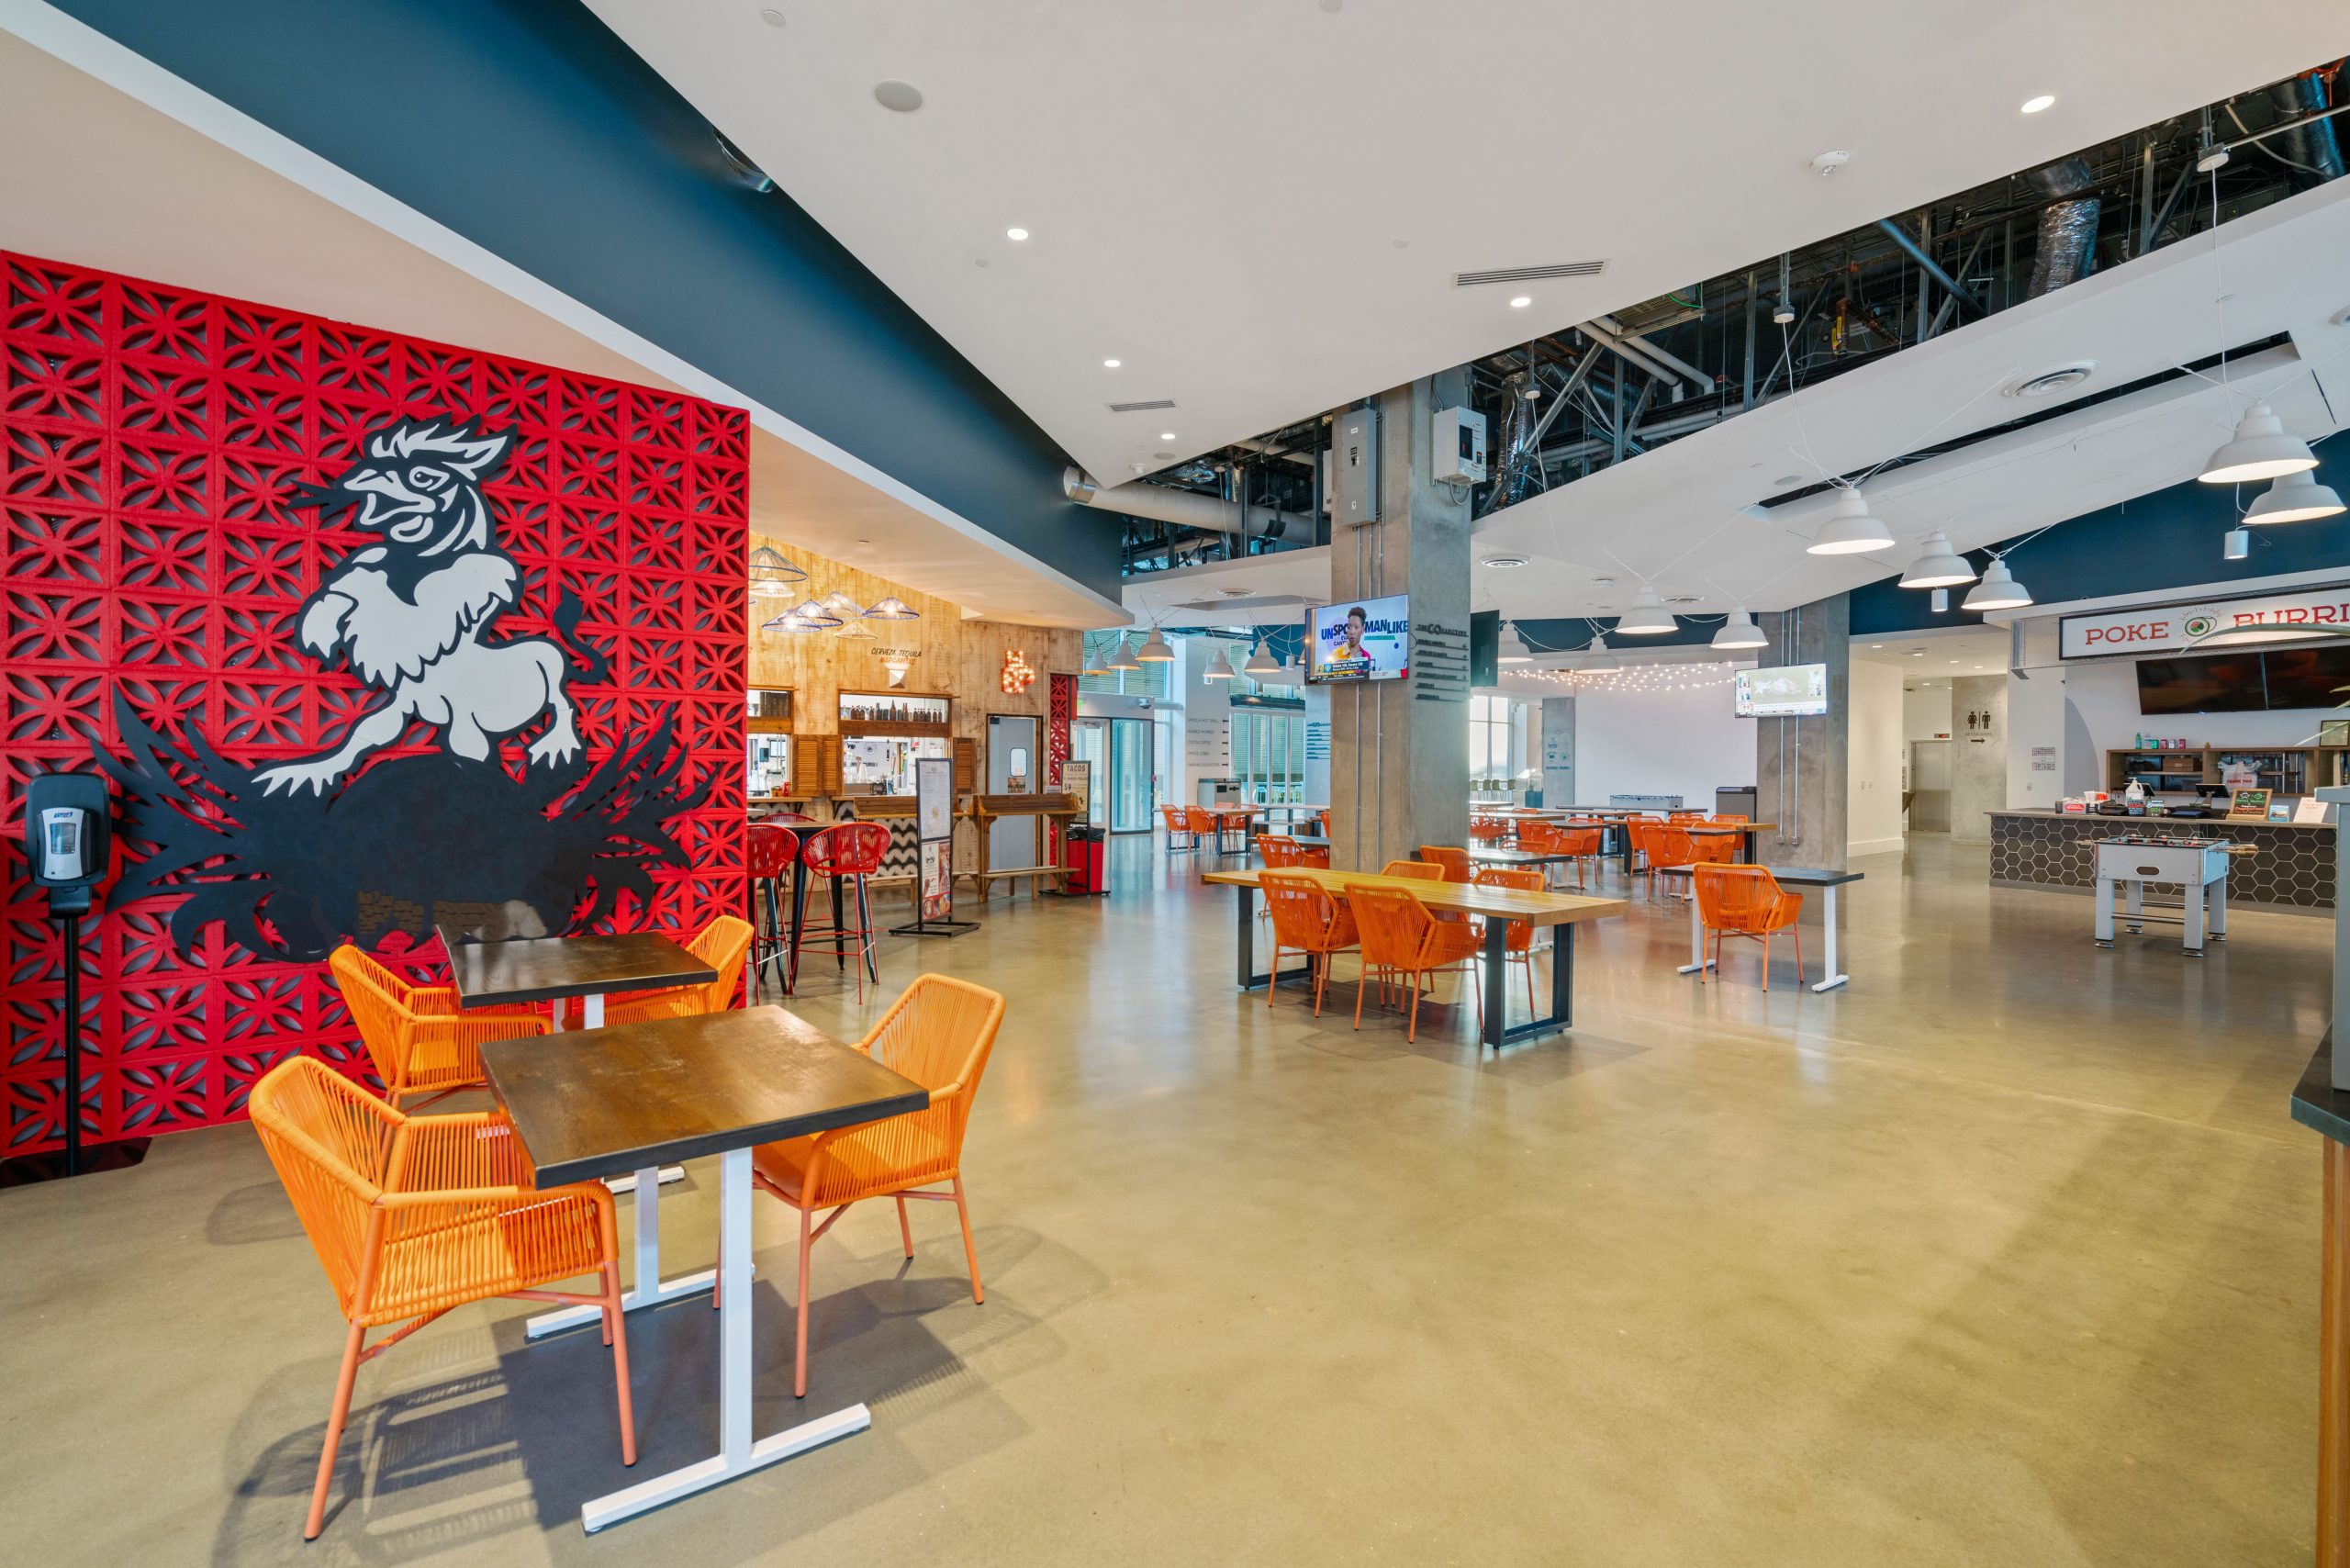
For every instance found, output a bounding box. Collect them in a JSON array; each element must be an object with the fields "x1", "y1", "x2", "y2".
[{"x1": 1306, "y1": 596, "x2": 1409, "y2": 683}]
